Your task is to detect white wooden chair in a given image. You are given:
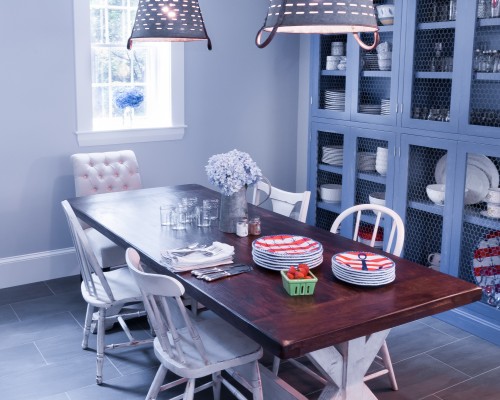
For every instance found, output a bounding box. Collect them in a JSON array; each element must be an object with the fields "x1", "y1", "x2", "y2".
[
  {"x1": 251, "y1": 181, "x2": 311, "y2": 223},
  {"x1": 61, "y1": 200, "x2": 152, "y2": 384},
  {"x1": 273, "y1": 203, "x2": 404, "y2": 391},
  {"x1": 71, "y1": 150, "x2": 142, "y2": 270},
  {"x1": 125, "y1": 247, "x2": 264, "y2": 400}
]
